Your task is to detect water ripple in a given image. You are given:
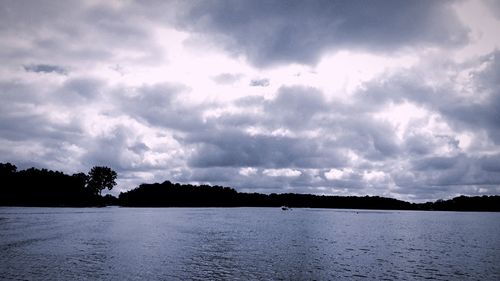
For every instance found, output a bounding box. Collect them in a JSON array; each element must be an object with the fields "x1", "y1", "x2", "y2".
[{"x1": 0, "y1": 207, "x2": 499, "y2": 280}]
